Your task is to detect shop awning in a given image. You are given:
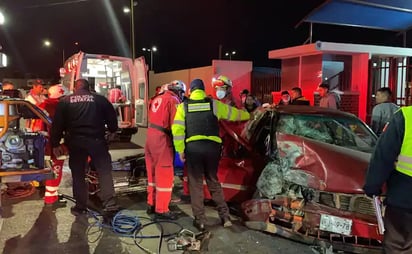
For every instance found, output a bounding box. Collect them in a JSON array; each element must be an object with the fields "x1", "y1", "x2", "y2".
[{"x1": 299, "y1": 0, "x2": 412, "y2": 32}]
